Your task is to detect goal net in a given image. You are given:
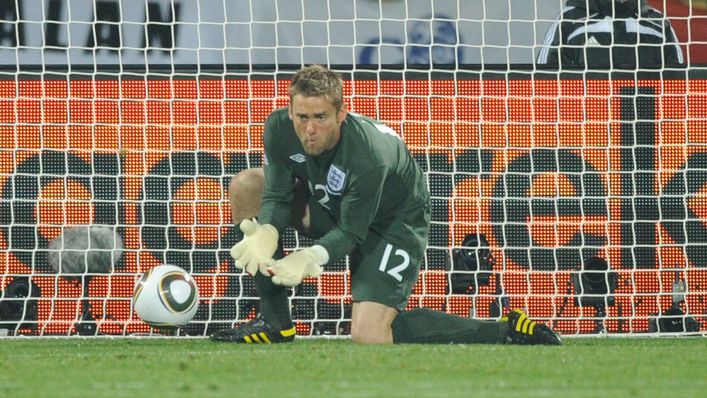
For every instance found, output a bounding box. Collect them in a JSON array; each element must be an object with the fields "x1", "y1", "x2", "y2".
[{"x1": 0, "y1": 0, "x2": 705, "y2": 337}]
